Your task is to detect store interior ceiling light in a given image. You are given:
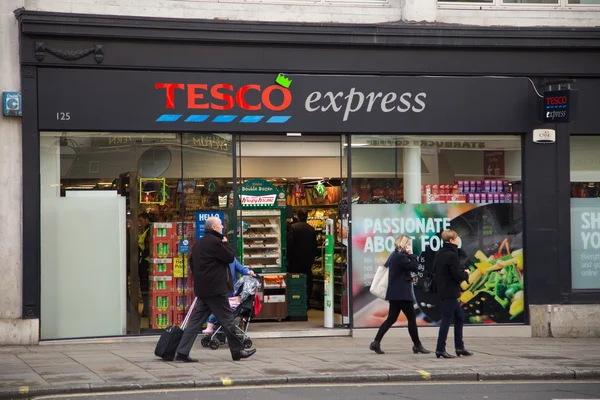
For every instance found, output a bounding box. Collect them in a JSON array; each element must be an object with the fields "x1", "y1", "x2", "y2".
[{"x1": 286, "y1": 133, "x2": 302, "y2": 136}]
